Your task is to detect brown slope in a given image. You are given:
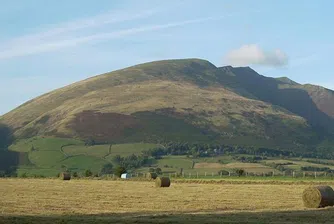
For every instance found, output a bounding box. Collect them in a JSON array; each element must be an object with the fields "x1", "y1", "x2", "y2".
[
  {"x1": 218, "y1": 66, "x2": 334, "y2": 135},
  {"x1": 0, "y1": 59, "x2": 315, "y2": 149}
]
